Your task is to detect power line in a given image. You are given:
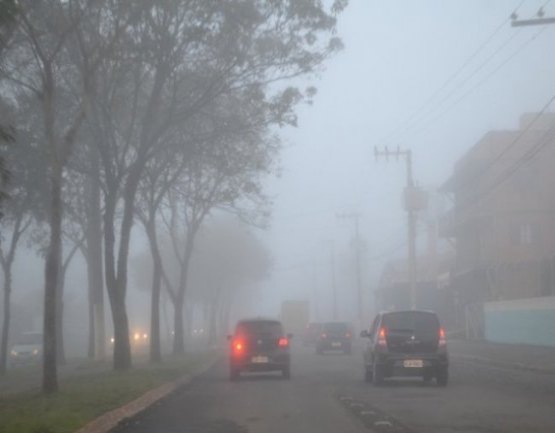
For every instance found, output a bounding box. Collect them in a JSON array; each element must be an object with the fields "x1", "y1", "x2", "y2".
[
  {"x1": 380, "y1": 1, "x2": 527, "y2": 147},
  {"x1": 432, "y1": 31, "x2": 521, "y2": 113},
  {"x1": 411, "y1": 26, "x2": 547, "y2": 139}
]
